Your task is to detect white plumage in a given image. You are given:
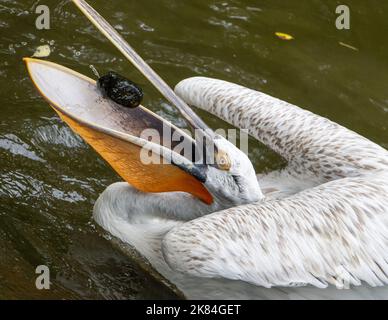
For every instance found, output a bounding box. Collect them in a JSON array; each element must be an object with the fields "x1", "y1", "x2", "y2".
[
  {"x1": 57, "y1": 0, "x2": 388, "y2": 299},
  {"x1": 94, "y1": 77, "x2": 388, "y2": 299},
  {"x1": 20, "y1": 0, "x2": 388, "y2": 299}
]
